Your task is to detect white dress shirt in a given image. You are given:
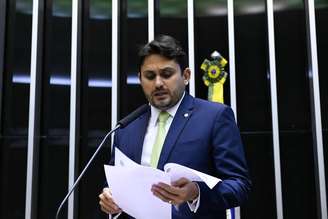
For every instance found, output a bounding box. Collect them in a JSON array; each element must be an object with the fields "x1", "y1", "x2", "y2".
[
  {"x1": 140, "y1": 92, "x2": 184, "y2": 167},
  {"x1": 110, "y1": 93, "x2": 199, "y2": 219},
  {"x1": 141, "y1": 92, "x2": 200, "y2": 212}
]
